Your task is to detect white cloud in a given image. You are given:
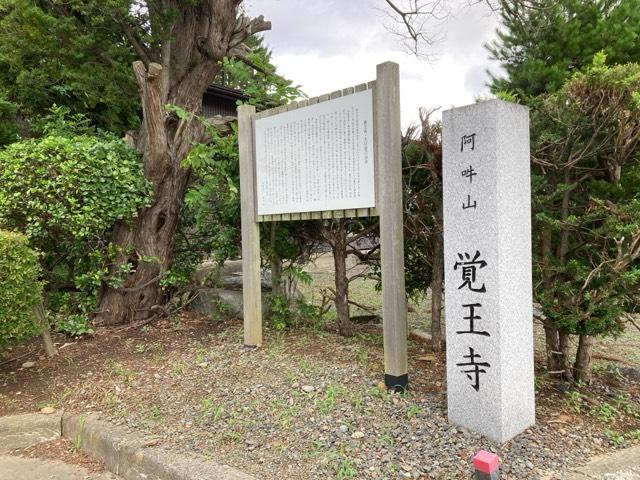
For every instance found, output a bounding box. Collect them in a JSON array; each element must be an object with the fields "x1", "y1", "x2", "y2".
[{"x1": 245, "y1": 0, "x2": 502, "y2": 127}]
